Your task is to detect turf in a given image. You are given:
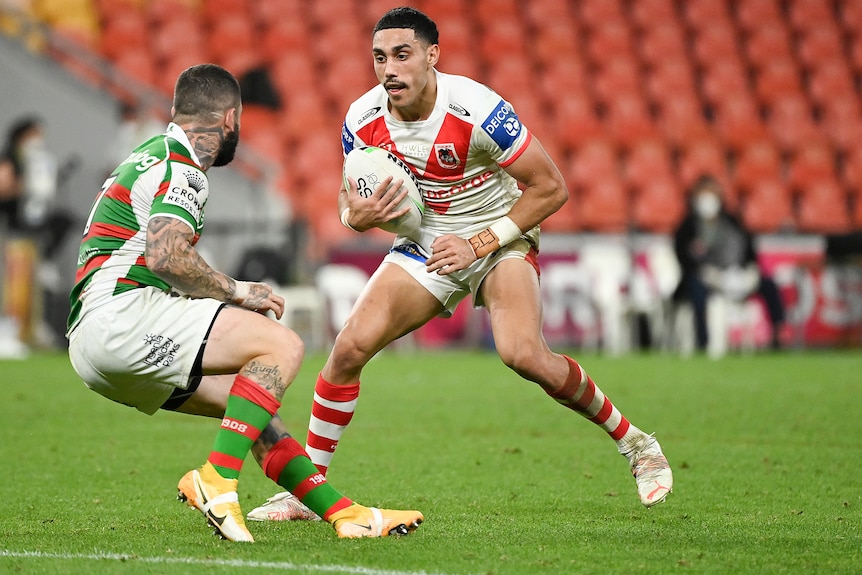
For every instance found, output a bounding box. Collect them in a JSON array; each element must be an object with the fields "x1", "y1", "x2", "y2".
[{"x1": 0, "y1": 349, "x2": 859, "y2": 575}]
